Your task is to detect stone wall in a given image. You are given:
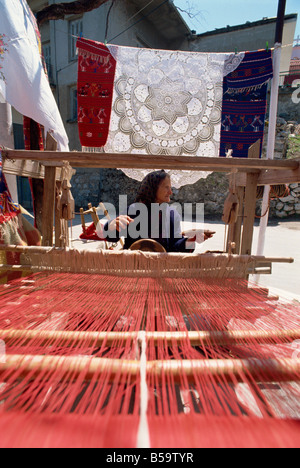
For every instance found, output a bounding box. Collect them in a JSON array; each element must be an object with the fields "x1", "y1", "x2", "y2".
[
  {"x1": 71, "y1": 168, "x2": 103, "y2": 211},
  {"x1": 277, "y1": 87, "x2": 300, "y2": 123},
  {"x1": 71, "y1": 167, "x2": 229, "y2": 219},
  {"x1": 266, "y1": 120, "x2": 300, "y2": 219},
  {"x1": 273, "y1": 184, "x2": 300, "y2": 218}
]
